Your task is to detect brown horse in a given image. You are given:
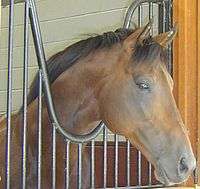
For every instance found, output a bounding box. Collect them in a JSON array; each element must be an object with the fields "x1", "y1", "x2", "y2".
[{"x1": 0, "y1": 22, "x2": 196, "y2": 188}]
